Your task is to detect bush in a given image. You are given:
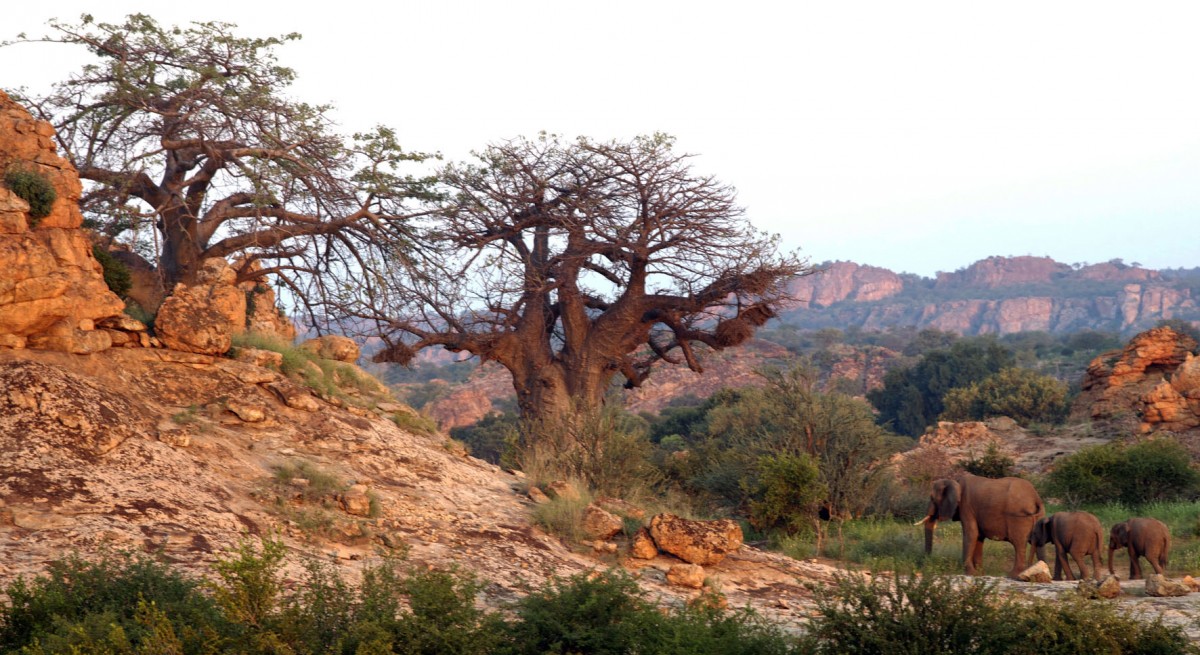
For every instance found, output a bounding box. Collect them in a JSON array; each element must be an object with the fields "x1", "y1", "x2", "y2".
[
  {"x1": 1045, "y1": 438, "x2": 1200, "y2": 507},
  {"x1": 748, "y1": 453, "x2": 826, "y2": 534},
  {"x1": 0, "y1": 551, "x2": 229, "y2": 654},
  {"x1": 959, "y1": 443, "x2": 1015, "y2": 479},
  {"x1": 4, "y1": 166, "x2": 57, "y2": 223},
  {"x1": 940, "y1": 367, "x2": 1070, "y2": 426},
  {"x1": 799, "y1": 572, "x2": 1198, "y2": 654},
  {"x1": 92, "y1": 245, "x2": 133, "y2": 297}
]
